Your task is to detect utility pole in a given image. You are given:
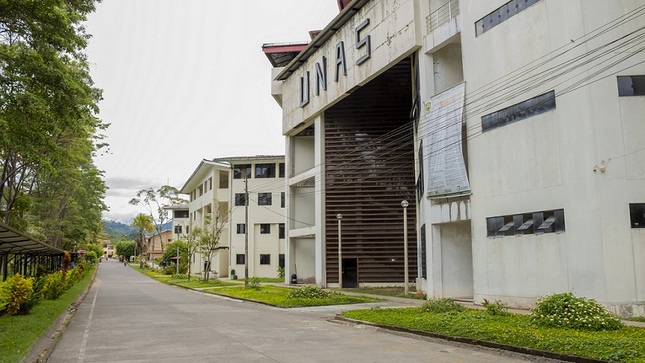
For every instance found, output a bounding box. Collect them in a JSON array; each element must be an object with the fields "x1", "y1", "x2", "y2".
[{"x1": 244, "y1": 173, "x2": 249, "y2": 287}]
